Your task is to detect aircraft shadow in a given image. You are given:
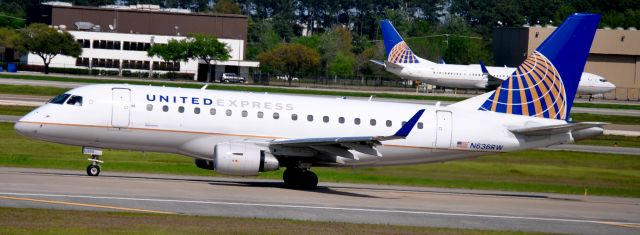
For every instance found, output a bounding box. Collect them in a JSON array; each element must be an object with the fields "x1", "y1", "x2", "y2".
[{"x1": 16, "y1": 170, "x2": 381, "y2": 198}]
